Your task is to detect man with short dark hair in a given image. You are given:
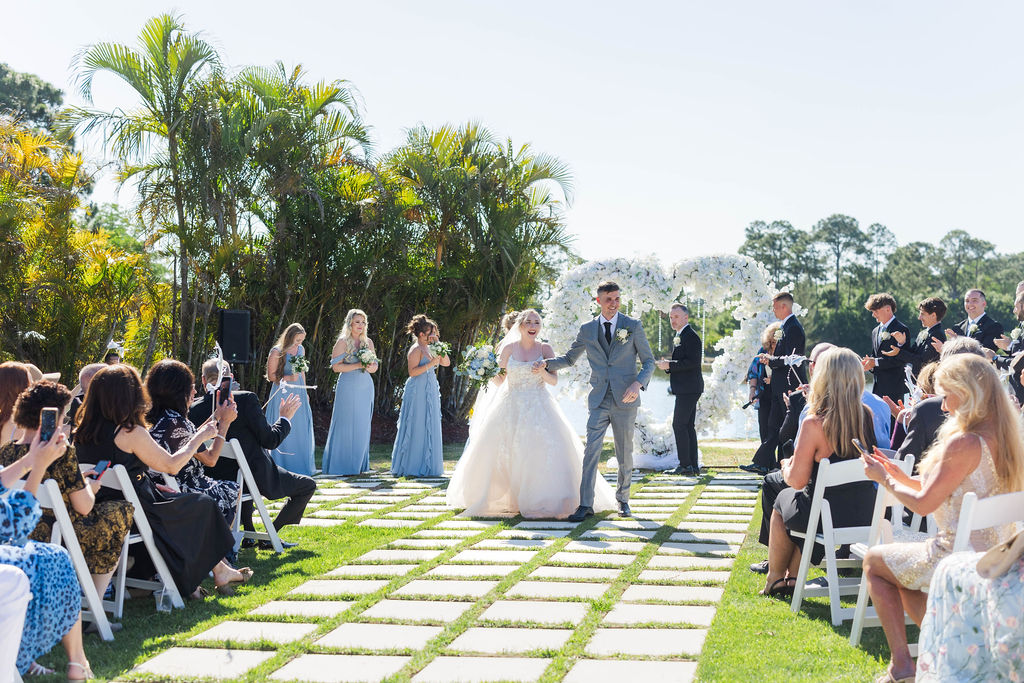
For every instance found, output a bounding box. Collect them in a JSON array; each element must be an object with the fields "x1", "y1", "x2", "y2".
[
  {"x1": 862, "y1": 293, "x2": 911, "y2": 404},
  {"x1": 656, "y1": 303, "x2": 703, "y2": 476},
  {"x1": 948, "y1": 289, "x2": 1003, "y2": 352},
  {"x1": 885, "y1": 297, "x2": 947, "y2": 376}
]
